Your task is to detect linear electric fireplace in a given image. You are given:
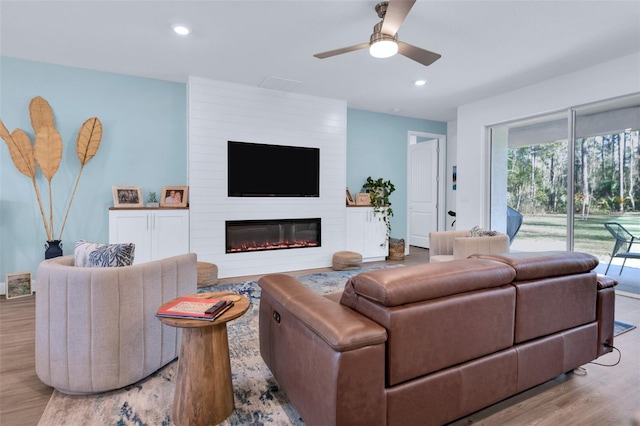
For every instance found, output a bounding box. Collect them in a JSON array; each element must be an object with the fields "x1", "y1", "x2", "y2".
[{"x1": 226, "y1": 218, "x2": 321, "y2": 253}]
